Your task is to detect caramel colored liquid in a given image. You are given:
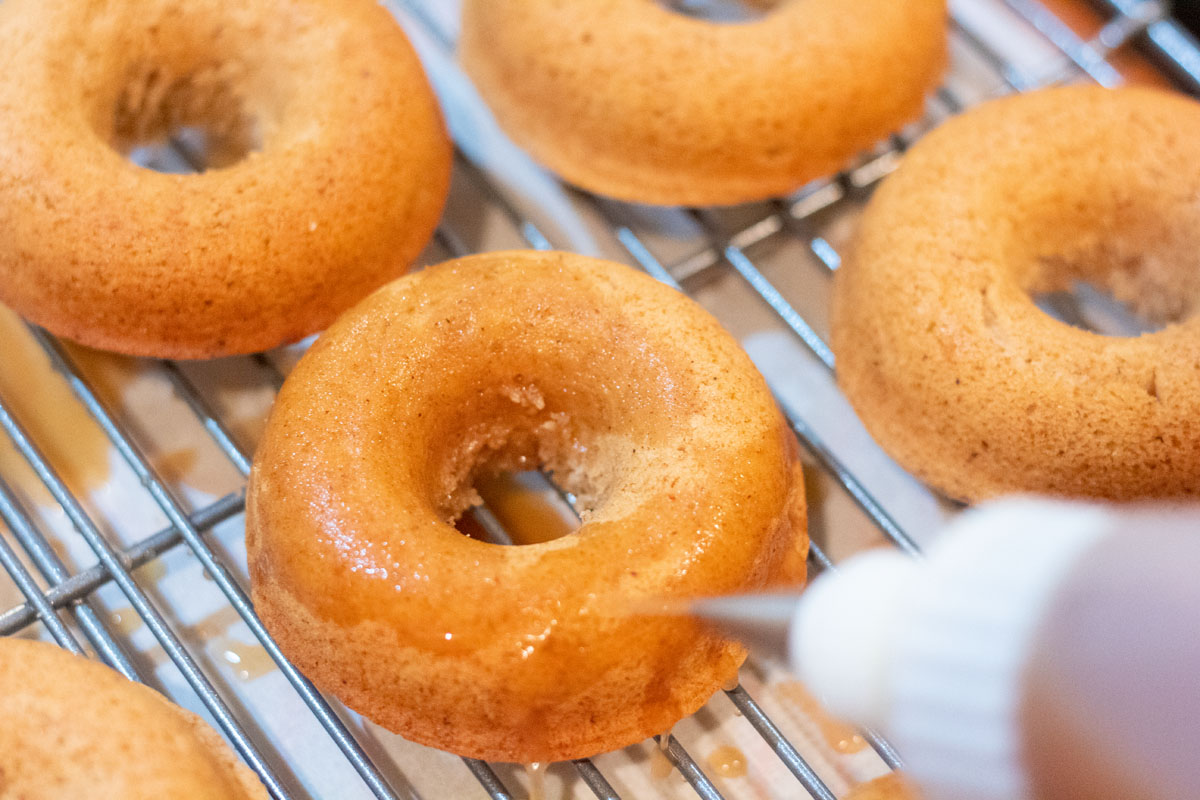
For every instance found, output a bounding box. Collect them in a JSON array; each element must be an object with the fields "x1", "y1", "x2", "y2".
[
  {"x1": 649, "y1": 729, "x2": 677, "y2": 780},
  {"x1": 649, "y1": 747, "x2": 675, "y2": 781},
  {"x1": 155, "y1": 447, "x2": 200, "y2": 488},
  {"x1": 0, "y1": 308, "x2": 113, "y2": 499},
  {"x1": 475, "y1": 472, "x2": 576, "y2": 545},
  {"x1": 135, "y1": 558, "x2": 167, "y2": 583},
  {"x1": 524, "y1": 762, "x2": 547, "y2": 800},
  {"x1": 0, "y1": 309, "x2": 240, "y2": 500},
  {"x1": 211, "y1": 637, "x2": 274, "y2": 682},
  {"x1": 108, "y1": 607, "x2": 144, "y2": 636},
  {"x1": 775, "y1": 680, "x2": 867, "y2": 754},
  {"x1": 706, "y1": 745, "x2": 747, "y2": 779},
  {"x1": 190, "y1": 604, "x2": 242, "y2": 640}
]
